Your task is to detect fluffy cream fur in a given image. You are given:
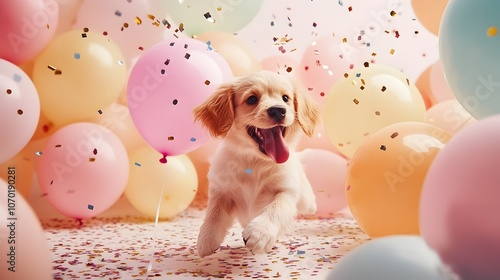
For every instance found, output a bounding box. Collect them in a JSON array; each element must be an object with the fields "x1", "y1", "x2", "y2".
[{"x1": 193, "y1": 70, "x2": 320, "y2": 257}]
